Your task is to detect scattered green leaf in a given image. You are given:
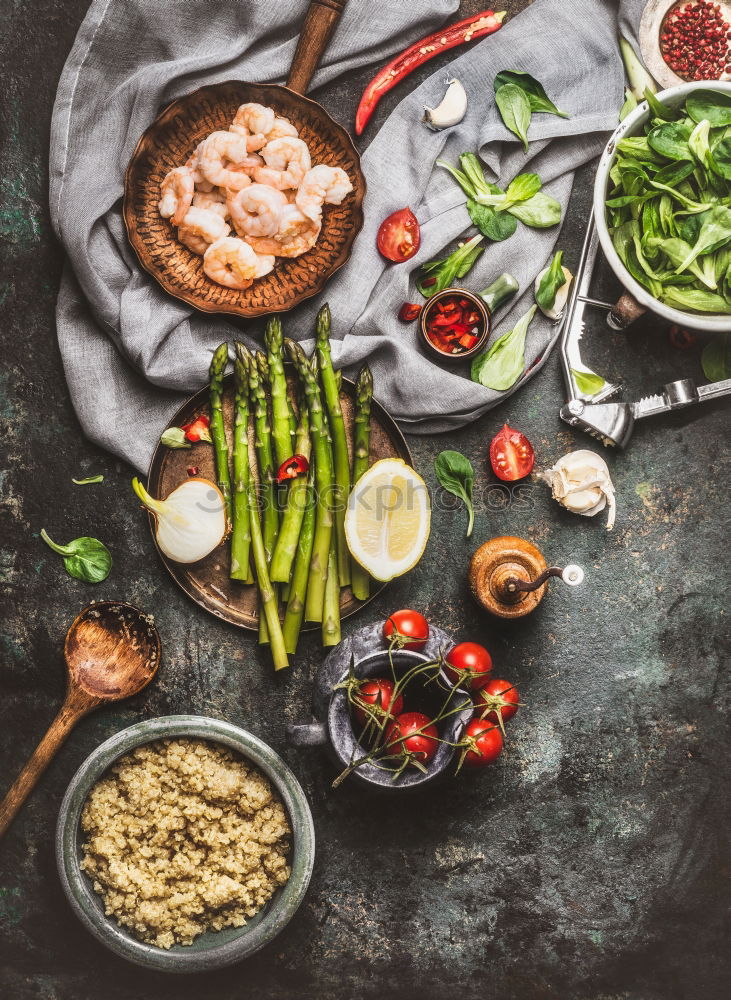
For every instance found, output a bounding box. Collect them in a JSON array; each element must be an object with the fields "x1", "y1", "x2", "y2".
[
  {"x1": 161, "y1": 427, "x2": 191, "y2": 449},
  {"x1": 701, "y1": 336, "x2": 731, "y2": 381},
  {"x1": 495, "y1": 83, "x2": 531, "y2": 152},
  {"x1": 434, "y1": 450, "x2": 475, "y2": 538},
  {"x1": 494, "y1": 70, "x2": 569, "y2": 118},
  {"x1": 416, "y1": 235, "x2": 485, "y2": 298},
  {"x1": 536, "y1": 251, "x2": 567, "y2": 312},
  {"x1": 40, "y1": 529, "x2": 112, "y2": 583},
  {"x1": 72, "y1": 475, "x2": 104, "y2": 486},
  {"x1": 471, "y1": 305, "x2": 538, "y2": 391},
  {"x1": 571, "y1": 369, "x2": 606, "y2": 395}
]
